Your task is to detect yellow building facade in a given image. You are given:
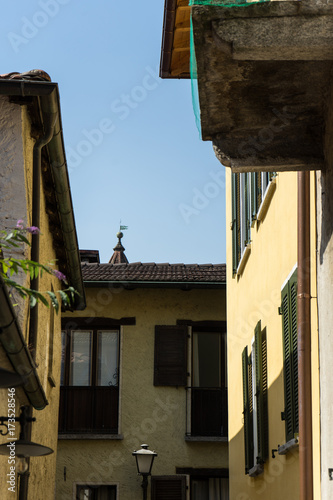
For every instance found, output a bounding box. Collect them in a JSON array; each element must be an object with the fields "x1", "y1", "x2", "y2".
[
  {"x1": 226, "y1": 170, "x2": 319, "y2": 499},
  {"x1": 0, "y1": 72, "x2": 85, "y2": 500},
  {"x1": 56, "y1": 252, "x2": 228, "y2": 500}
]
